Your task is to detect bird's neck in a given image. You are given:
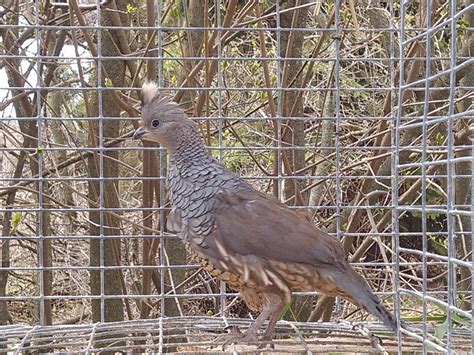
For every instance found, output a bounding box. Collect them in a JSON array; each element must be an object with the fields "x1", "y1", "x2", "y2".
[{"x1": 169, "y1": 129, "x2": 214, "y2": 170}]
